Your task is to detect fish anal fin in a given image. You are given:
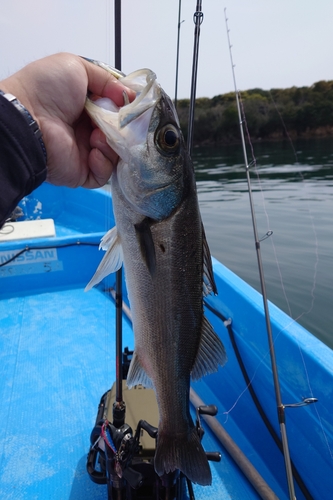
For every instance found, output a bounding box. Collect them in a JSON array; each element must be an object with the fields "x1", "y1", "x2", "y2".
[
  {"x1": 134, "y1": 218, "x2": 156, "y2": 276},
  {"x1": 85, "y1": 226, "x2": 123, "y2": 291},
  {"x1": 127, "y1": 351, "x2": 154, "y2": 389},
  {"x1": 154, "y1": 426, "x2": 212, "y2": 486},
  {"x1": 191, "y1": 315, "x2": 227, "y2": 380}
]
